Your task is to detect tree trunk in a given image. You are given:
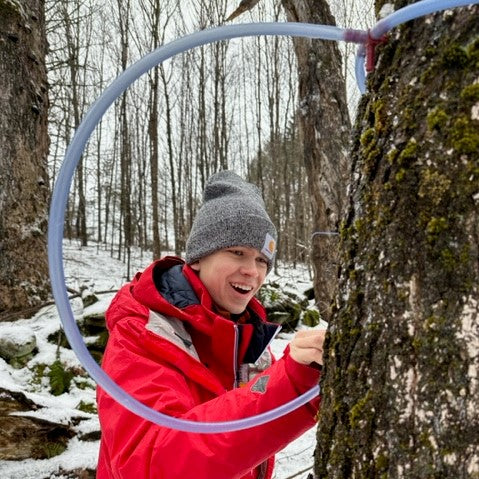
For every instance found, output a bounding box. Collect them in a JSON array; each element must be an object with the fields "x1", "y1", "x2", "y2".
[
  {"x1": 148, "y1": 5, "x2": 161, "y2": 259},
  {"x1": 116, "y1": 0, "x2": 132, "y2": 275},
  {"x1": 0, "y1": 0, "x2": 50, "y2": 316},
  {"x1": 61, "y1": 2, "x2": 88, "y2": 246},
  {"x1": 148, "y1": 68, "x2": 161, "y2": 259},
  {"x1": 281, "y1": 0, "x2": 351, "y2": 321},
  {"x1": 315, "y1": 4, "x2": 479, "y2": 478},
  {"x1": 160, "y1": 63, "x2": 180, "y2": 255}
]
